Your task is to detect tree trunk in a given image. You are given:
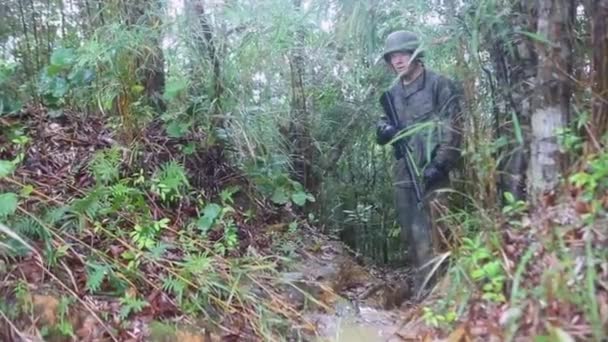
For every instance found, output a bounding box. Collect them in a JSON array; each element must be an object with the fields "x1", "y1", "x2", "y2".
[
  {"x1": 83, "y1": 0, "x2": 92, "y2": 33},
  {"x1": 585, "y1": 0, "x2": 608, "y2": 146},
  {"x1": 28, "y1": 0, "x2": 41, "y2": 73},
  {"x1": 528, "y1": 0, "x2": 575, "y2": 202},
  {"x1": 287, "y1": 0, "x2": 318, "y2": 196},
  {"x1": 97, "y1": 0, "x2": 105, "y2": 26},
  {"x1": 46, "y1": 0, "x2": 51, "y2": 62},
  {"x1": 18, "y1": 0, "x2": 35, "y2": 96},
  {"x1": 489, "y1": 0, "x2": 538, "y2": 202},
  {"x1": 191, "y1": 0, "x2": 223, "y2": 121},
  {"x1": 59, "y1": 0, "x2": 66, "y2": 39},
  {"x1": 124, "y1": 0, "x2": 166, "y2": 113}
]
